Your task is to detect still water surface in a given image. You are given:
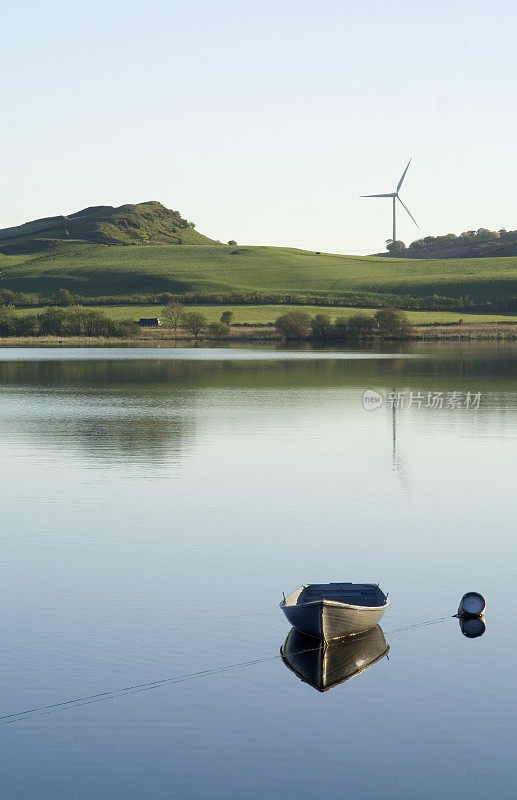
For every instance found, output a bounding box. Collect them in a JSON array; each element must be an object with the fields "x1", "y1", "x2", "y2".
[{"x1": 0, "y1": 343, "x2": 515, "y2": 799}]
